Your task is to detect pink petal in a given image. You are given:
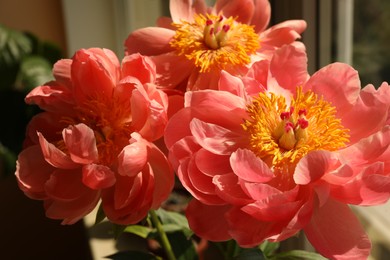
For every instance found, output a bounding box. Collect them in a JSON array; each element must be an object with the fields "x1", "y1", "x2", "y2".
[
  {"x1": 341, "y1": 83, "x2": 390, "y2": 143},
  {"x1": 125, "y1": 27, "x2": 175, "y2": 56},
  {"x1": 242, "y1": 199, "x2": 301, "y2": 222},
  {"x1": 52, "y1": 58, "x2": 72, "y2": 86},
  {"x1": 38, "y1": 132, "x2": 79, "y2": 169},
  {"x1": 188, "y1": 156, "x2": 216, "y2": 194},
  {"x1": 226, "y1": 207, "x2": 283, "y2": 247},
  {"x1": 294, "y1": 150, "x2": 339, "y2": 185},
  {"x1": 131, "y1": 84, "x2": 168, "y2": 141},
  {"x1": 304, "y1": 199, "x2": 371, "y2": 260},
  {"x1": 187, "y1": 69, "x2": 222, "y2": 91},
  {"x1": 190, "y1": 118, "x2": 243, "y2": 155},
  {"x1": 122, "y1": 53, "x2": 156, "y2": 84},
  {"x1": 147, "y1": 142, "x2": 174, "y2": 208},
  {"x1": 82, "y1": 164, "x2": 116, "y2": 190},
  {"x1": 329, "y1": 162, "x2": 390, "y2": 206},
  {"x1": 24, "y1": 112, "x2": 66, "y2": 147},
  {"x1": 44, "y1": 189, "x2": 100, "y2": 225},
  {"x1": 25, "y1": 84, "x2": 74, "y2": 113},
  {"x1": 304, "y1": 62, "x2": 361, "y2": 115},
  {"x1": 250, "y1": 0, "x2": 271, "y2": 32},
  {"x1": 15, "y1": 145, "x2": 54, "y2": 199},
  {"x1": 260, "y1": 20, "x2": 306, "y2": 49},
  {"x1": 213, "y1": 173, "x2": 253, "y2": 205},
  {"x1": 71, "y1": 48, "x2": 120, "y2": 102},
  {"x1": 215, "y1": 0, "x2": 255, "y2": 25},
  {"x1": 186, "y1": 199, "x2": 232, "y2": 241},
  {"x1": 218, "y1": 71, "x2": 247, "y2": 98},
  {"x1": 151, "y1": 53, "x2": 193, "y2": 89},
  {"x1": 177, "y1": 157, "x2": 225, "y2": 205},
  {"x1": 164, "y1": 108, "x2": 193, "y2": 149},
  {"x1": 230, "y1": 148, "x2": 273, "y2": 182},
  {"x1": 195, "y1": 148, "x2": 232, "y2": 176},
  {"x1": 269, "y1": 44, "x2": 309, "y2": 92},
  {"x1": 117, "y1": 138, "x2": 148, "y2": 177},
  {"x1": 169, "y1": 0, "x2": 198, "y2": 22},
  {"x1": 62, "y1": 124, "x2": 98, "y2": 164},
  {"x1": 45, "y1": 168, "x2": 88, "y2": 201}
]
